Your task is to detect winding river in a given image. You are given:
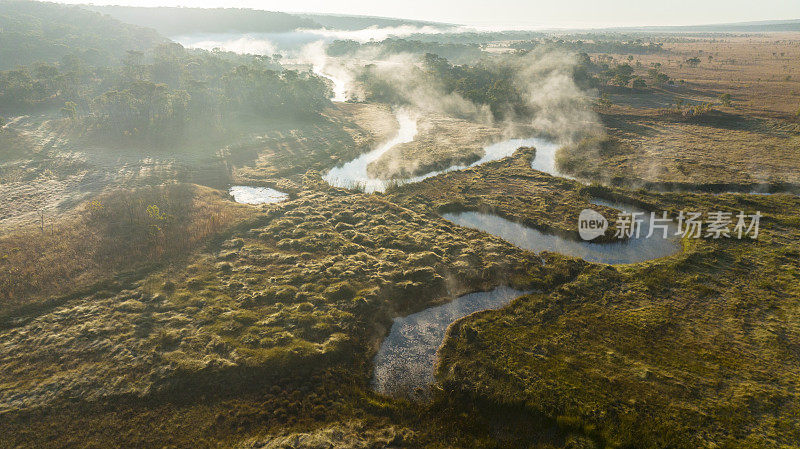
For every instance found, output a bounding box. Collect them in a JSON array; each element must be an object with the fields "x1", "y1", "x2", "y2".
[
  {"x1": 442, "y1": 200, "x2": 680, "y2": 265},
  {"x1": 323, "y1": 111, "x2": 563, "y2": 193},
  {"x1": 323, "y1": 110, "x2": 420, "y2": 192},
  {"x1": 350, "y1": 122, "x2": 683, "y2": 396},
  {"x1": 178, "y1": 30, "x2": 740, "y2": 397},
  {"x1": 228, "y1": 113, "x2": 685, "y2": 395}
]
